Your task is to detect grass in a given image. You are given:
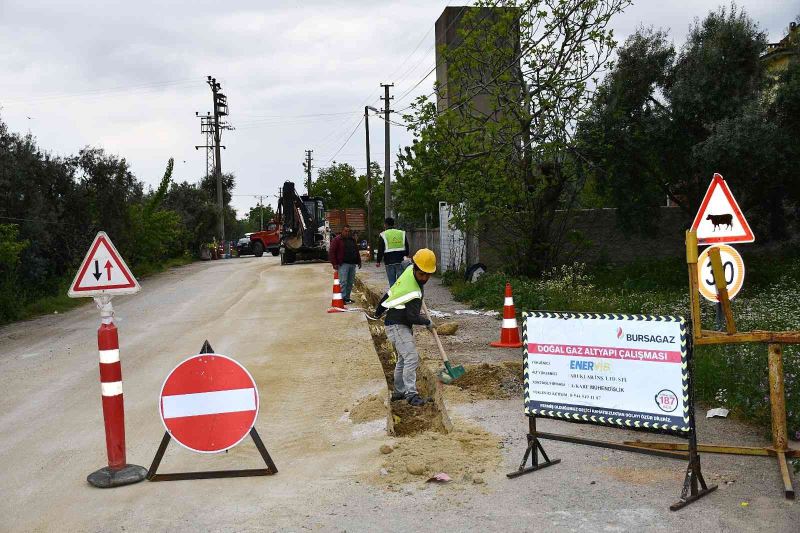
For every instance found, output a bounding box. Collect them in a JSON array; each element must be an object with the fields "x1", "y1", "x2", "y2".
[
  {"x1": 445, "y1": 251, "x2": 800, "y2": 443},
  {"x1": 1, "y1": 254, "x2": 195, "y2": 326}
]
